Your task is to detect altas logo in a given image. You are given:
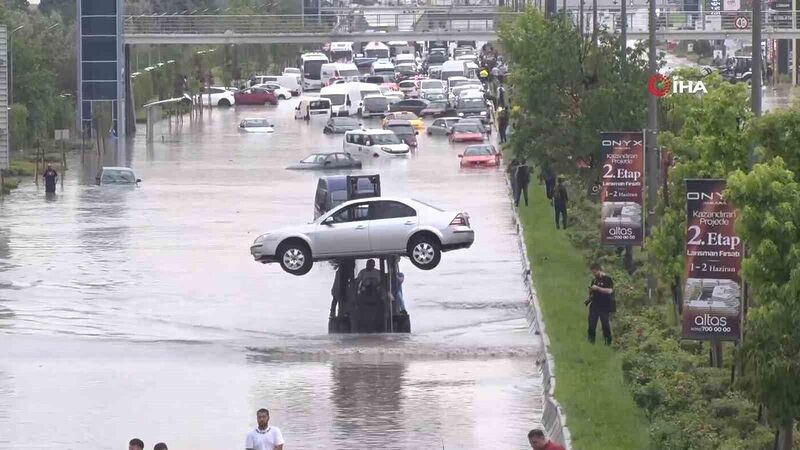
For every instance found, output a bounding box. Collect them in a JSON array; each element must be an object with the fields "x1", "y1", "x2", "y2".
[{"x1": 648, "y1": 74, "x2": 708, "y2": 97}]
